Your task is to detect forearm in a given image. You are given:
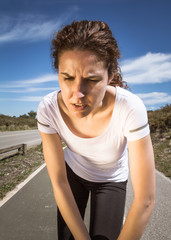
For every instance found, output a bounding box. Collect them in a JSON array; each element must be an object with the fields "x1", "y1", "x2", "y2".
[
  {"x1": 53, "y1": 181, "x2": 90, "y2": 240},
  {"x1": 117, "y1": 198, "x2": 155, "y2": 240}
]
